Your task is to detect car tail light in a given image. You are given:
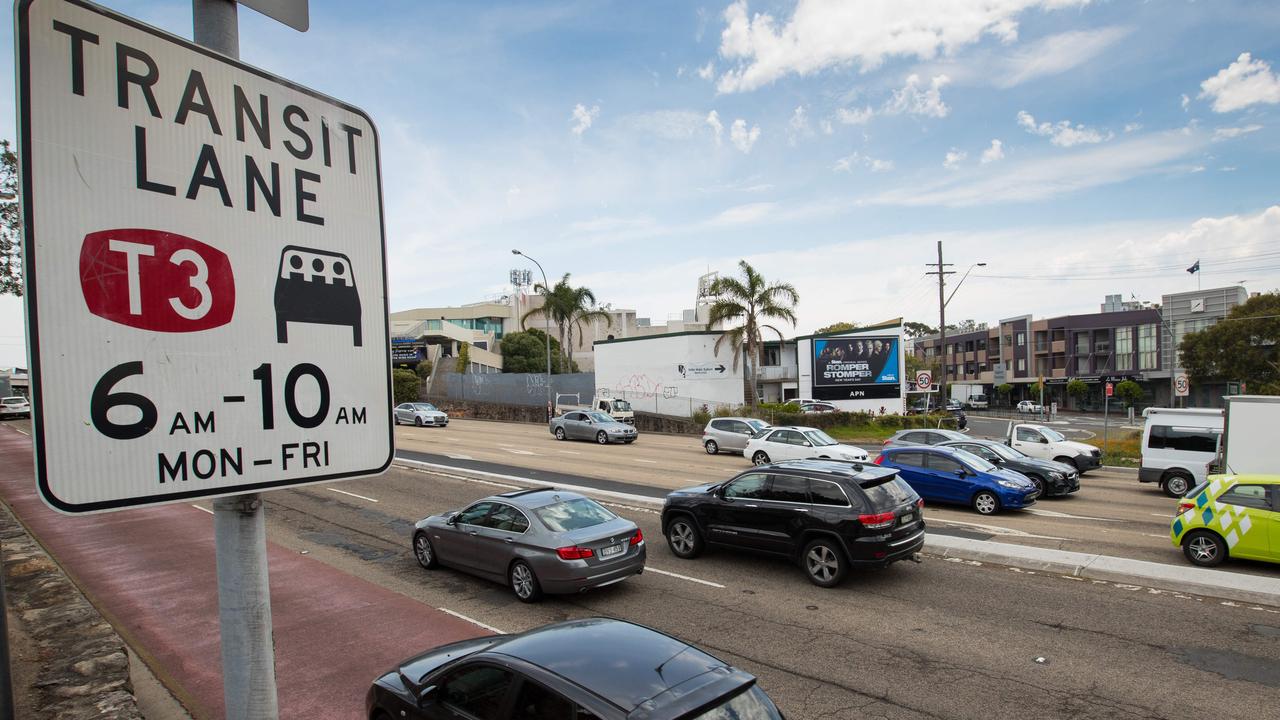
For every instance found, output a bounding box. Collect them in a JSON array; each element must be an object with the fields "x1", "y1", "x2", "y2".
[
  {"x1": 881, "y1": 439, "x2": 891, "y2": 446},
  {"x1": 629, "y1": 529, "x2": 644, "y2": 546},
  {"x1": 556, "y1": 546, "x2": 595, "y2": 560},
  {"x1": 1177, "y1": 501, "x2": 1195, "y2": 515},
  {"x1": 917, "y1": 498, "x2": 925, "y2": 509},
  {"x1": 873, "y1": 454, "x2": 885, "y2": 465},
  {"x1": 859, "y1": 511, "x2": 896, "y2": 530}
]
